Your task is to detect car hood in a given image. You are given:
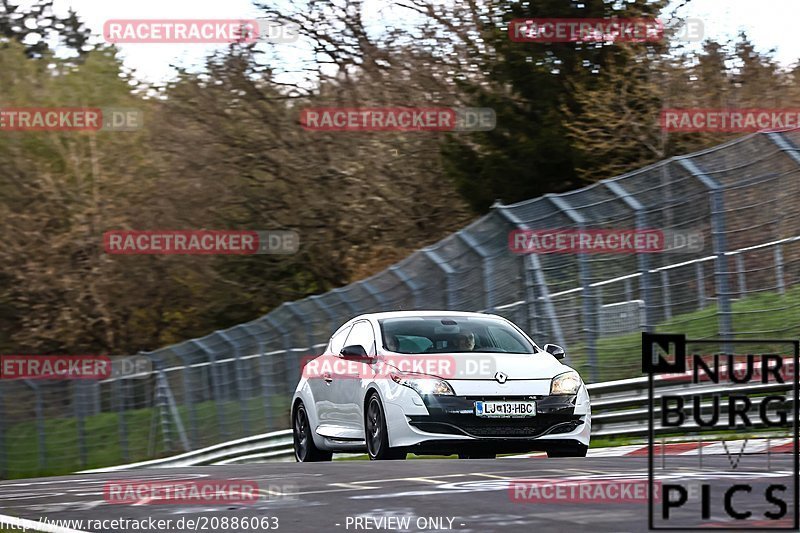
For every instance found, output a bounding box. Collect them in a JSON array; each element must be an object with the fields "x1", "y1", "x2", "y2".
[{"x1": 383, "y1": 351, "x2": 575, "y2": 381}]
